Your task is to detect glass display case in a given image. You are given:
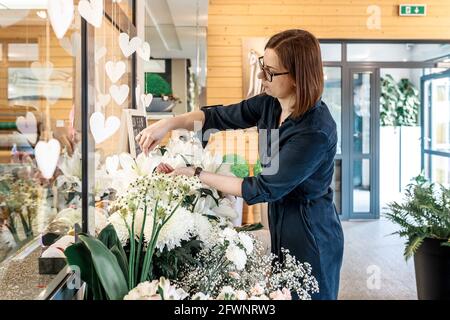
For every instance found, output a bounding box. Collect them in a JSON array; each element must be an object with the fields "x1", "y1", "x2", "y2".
[{"x1": 0, "y1": 0, "x2": 136, "y2": 300}]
